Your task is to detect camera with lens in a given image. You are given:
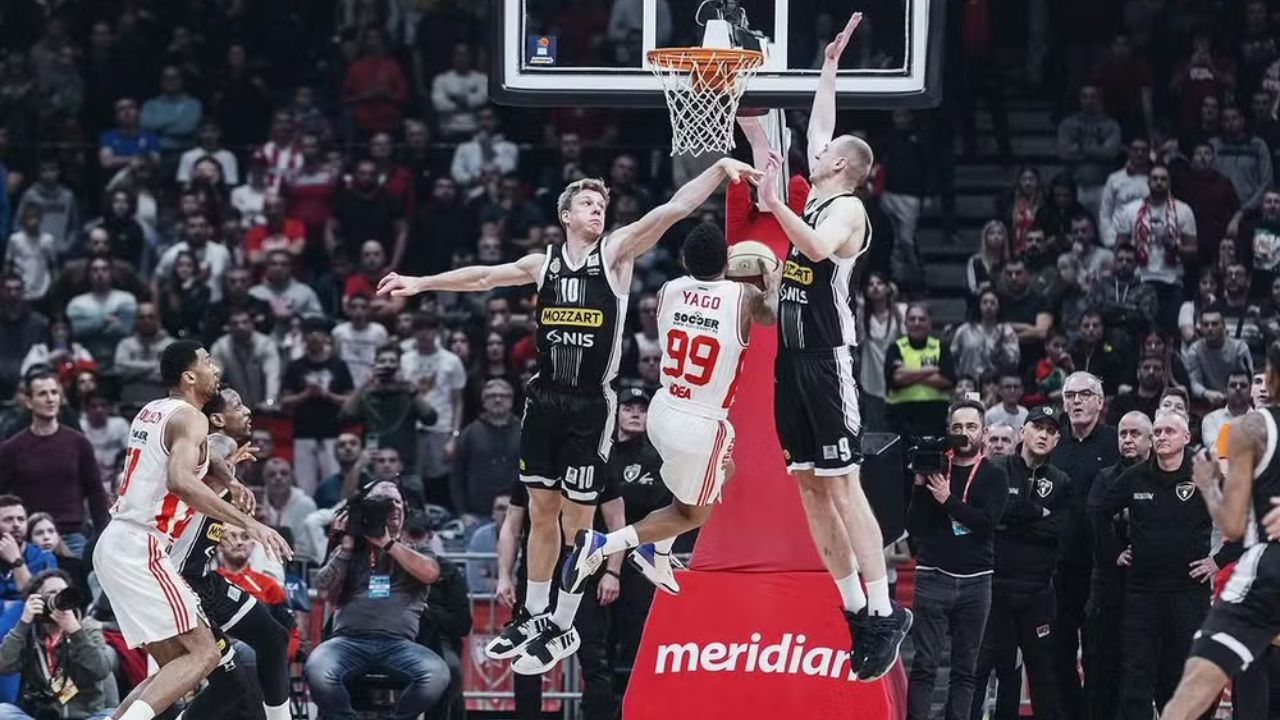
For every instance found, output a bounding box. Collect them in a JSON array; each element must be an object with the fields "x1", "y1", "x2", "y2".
[
  {"x1": 907, "y1": 435, "x2": 966, "y2": 474},
  {"x1": 38, "y1": 587, "x2": 82, "y2": 618},
  {"x1": 347, "y1": 495, "x2": 395, "y2": 539}
]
